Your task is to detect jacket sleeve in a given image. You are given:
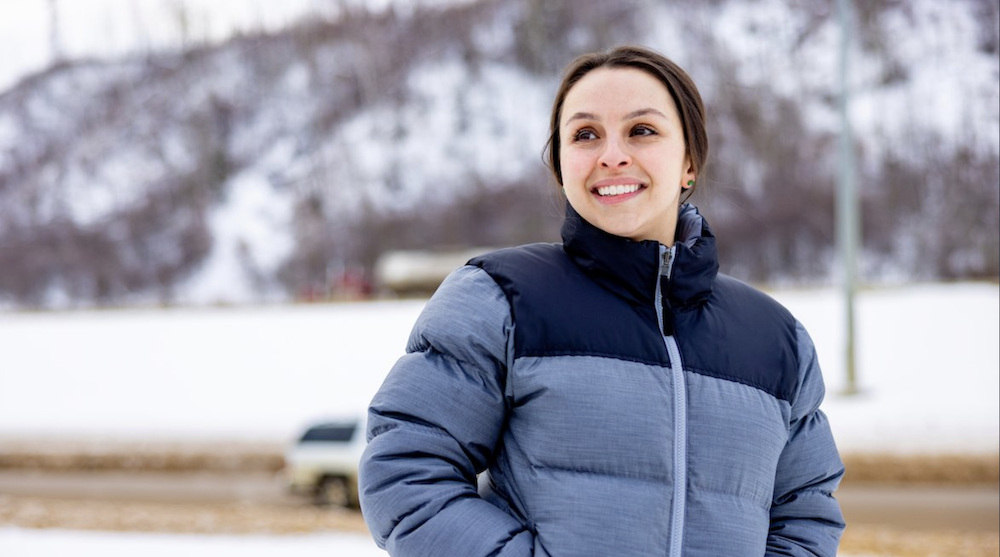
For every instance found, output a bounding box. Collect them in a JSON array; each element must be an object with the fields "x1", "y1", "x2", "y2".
[
  {"x1": 766, "y1": 321, "x2": 846, "y2": 557},
  {"x1": 358, "y1": 265, "x2": 533, "y2": 557}
]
